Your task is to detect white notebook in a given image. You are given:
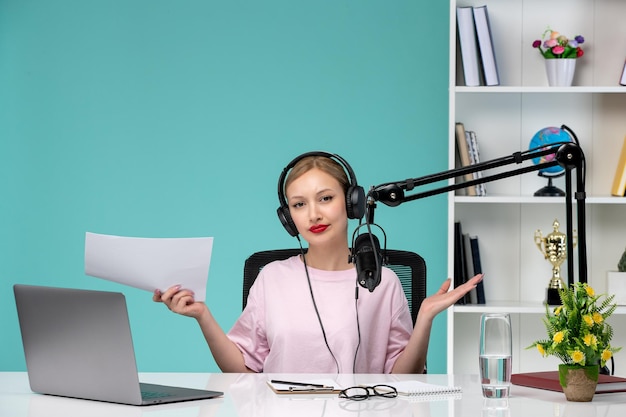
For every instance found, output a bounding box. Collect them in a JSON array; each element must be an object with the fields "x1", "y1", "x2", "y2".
[{"x1": 372, "y1": 380, "x2": 462, "y2": 397}]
